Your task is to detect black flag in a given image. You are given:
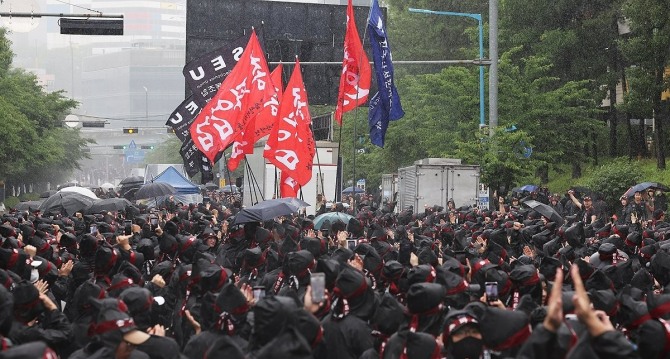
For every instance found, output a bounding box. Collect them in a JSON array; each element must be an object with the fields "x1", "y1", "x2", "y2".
[
  {"x1": 179, "y1": 138, "x2": 202, "y2": 178},
  {"x1": 165, "y1": 95, "x2": 201, "y2": 143},
  {"x1": 182, "y1": 31, "x2": 261, "y2": 105}
]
